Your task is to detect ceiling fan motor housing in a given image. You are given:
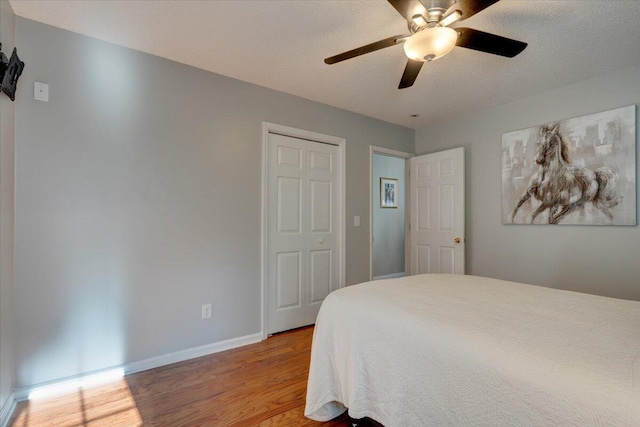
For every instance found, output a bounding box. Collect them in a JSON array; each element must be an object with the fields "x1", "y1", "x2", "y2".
[{"x1": 419, "y1": 0, "x2": 456, "y2": 22}]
